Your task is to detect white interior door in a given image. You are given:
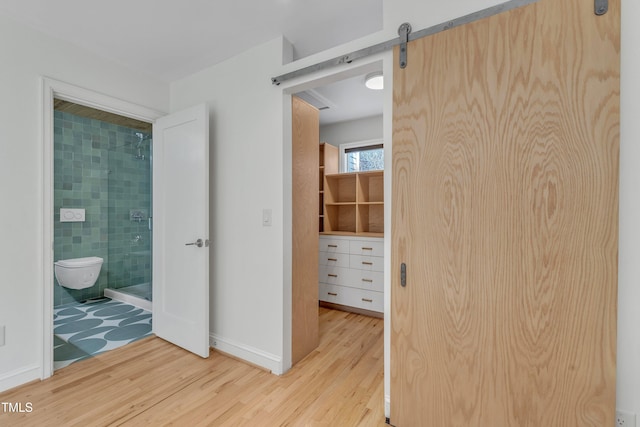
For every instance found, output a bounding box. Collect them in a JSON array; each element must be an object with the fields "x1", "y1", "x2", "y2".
[{"x1": 152, "y1": 103, "x2": 210, "y2": 358}]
